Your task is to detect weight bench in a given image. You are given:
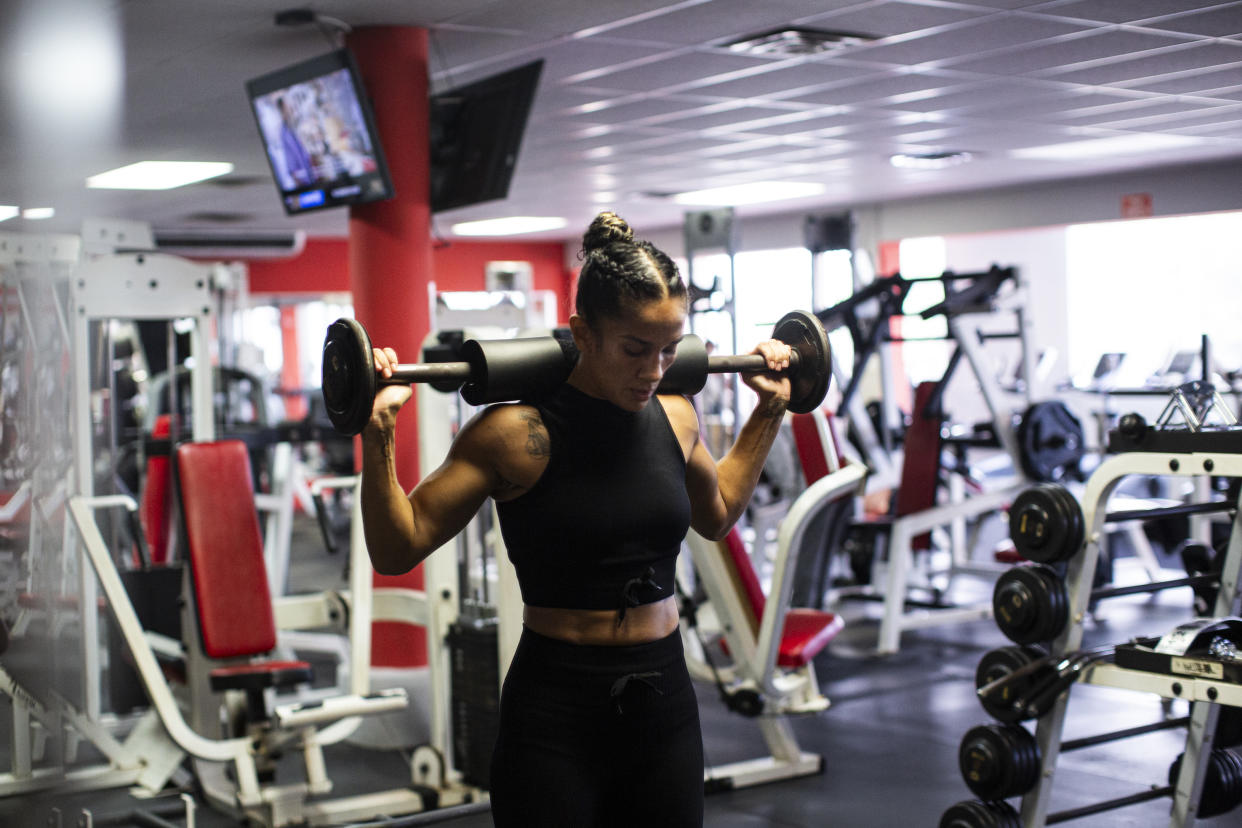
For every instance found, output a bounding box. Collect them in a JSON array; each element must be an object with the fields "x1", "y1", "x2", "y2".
[
  {"x1": 683, "y1": 415, "x2": 866, "y2": 789},
  {"x1": 796, "y1": 389, "x2": 1020, "y2": 654},
  {"x1": 72, "y1": 440, "x2": 419, "y2": 827}
]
